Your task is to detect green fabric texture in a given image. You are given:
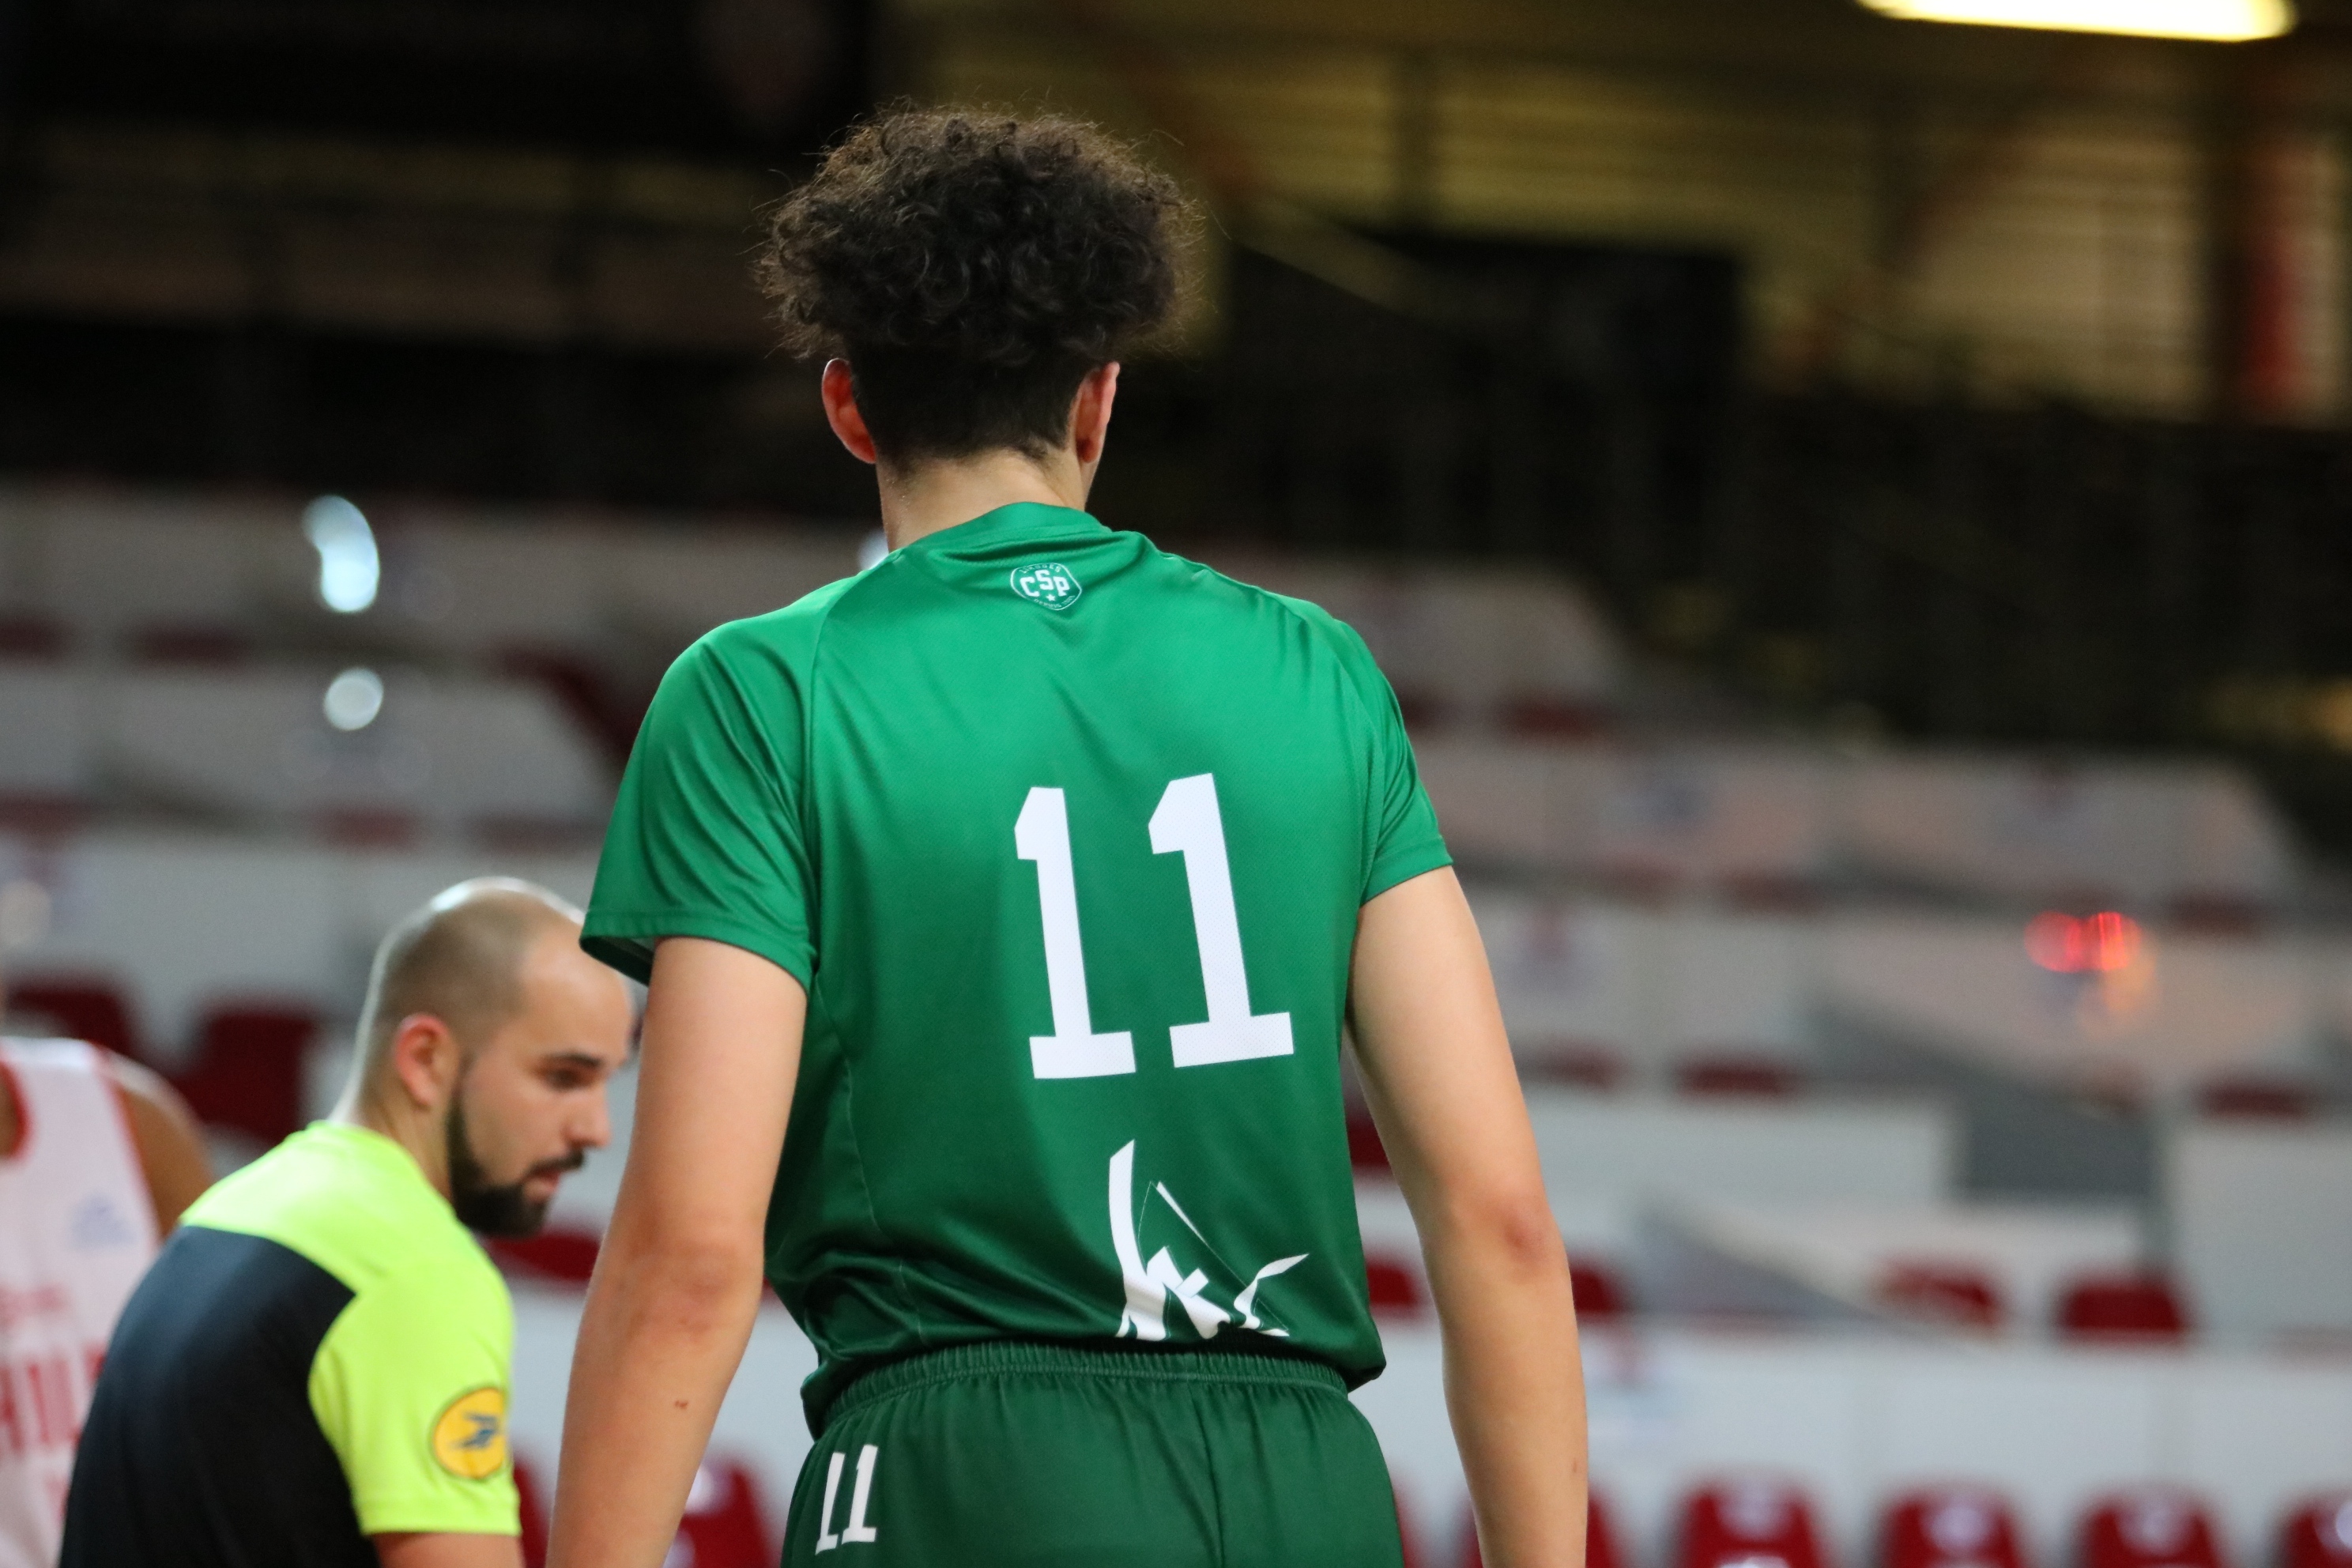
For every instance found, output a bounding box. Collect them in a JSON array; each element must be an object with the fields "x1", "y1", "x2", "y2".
[
  {"x1": 181, "y1": 1121, "x2": 519, "y2": 1536},
  {"x1": 583, "y1": 503, "x2": 1453, "y2": 1429},
  {"x1": 782, "y1": 1342, "x2": 1406, "y2": 1566}
]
